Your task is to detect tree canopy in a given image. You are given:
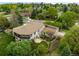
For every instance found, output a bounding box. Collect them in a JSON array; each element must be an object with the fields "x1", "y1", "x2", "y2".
[
  {"x1": 0, "y1": 14, "x2": 10, "y2": 30},
  {"x1": 57, "y1": 11, "x2": 78, "y2": 29},
  {"x1": 46, "y1": 7, "x2": 58, "y2": 19},
  {"x1": 59, "y1": 25, "x2": 79, "y2": 56},
  {"x1": 31, "y1": 41, "x2": 48, "y2": 56},
  {"x1": 0, "y1": 32, "x2": 14, "y2": 55},
  {"x1": 6, "y1": 40, "x2": 32, "y2": 56}
]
